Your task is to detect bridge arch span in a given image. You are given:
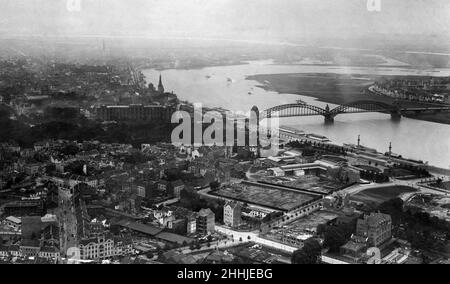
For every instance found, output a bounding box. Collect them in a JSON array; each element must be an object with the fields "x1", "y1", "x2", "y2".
[
  {"x1": 330, "y1": 100, "x2": 397, "y2": 116},
  {"x1": 260, "y1": 103, "x2": 326, "y2": 120}
]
